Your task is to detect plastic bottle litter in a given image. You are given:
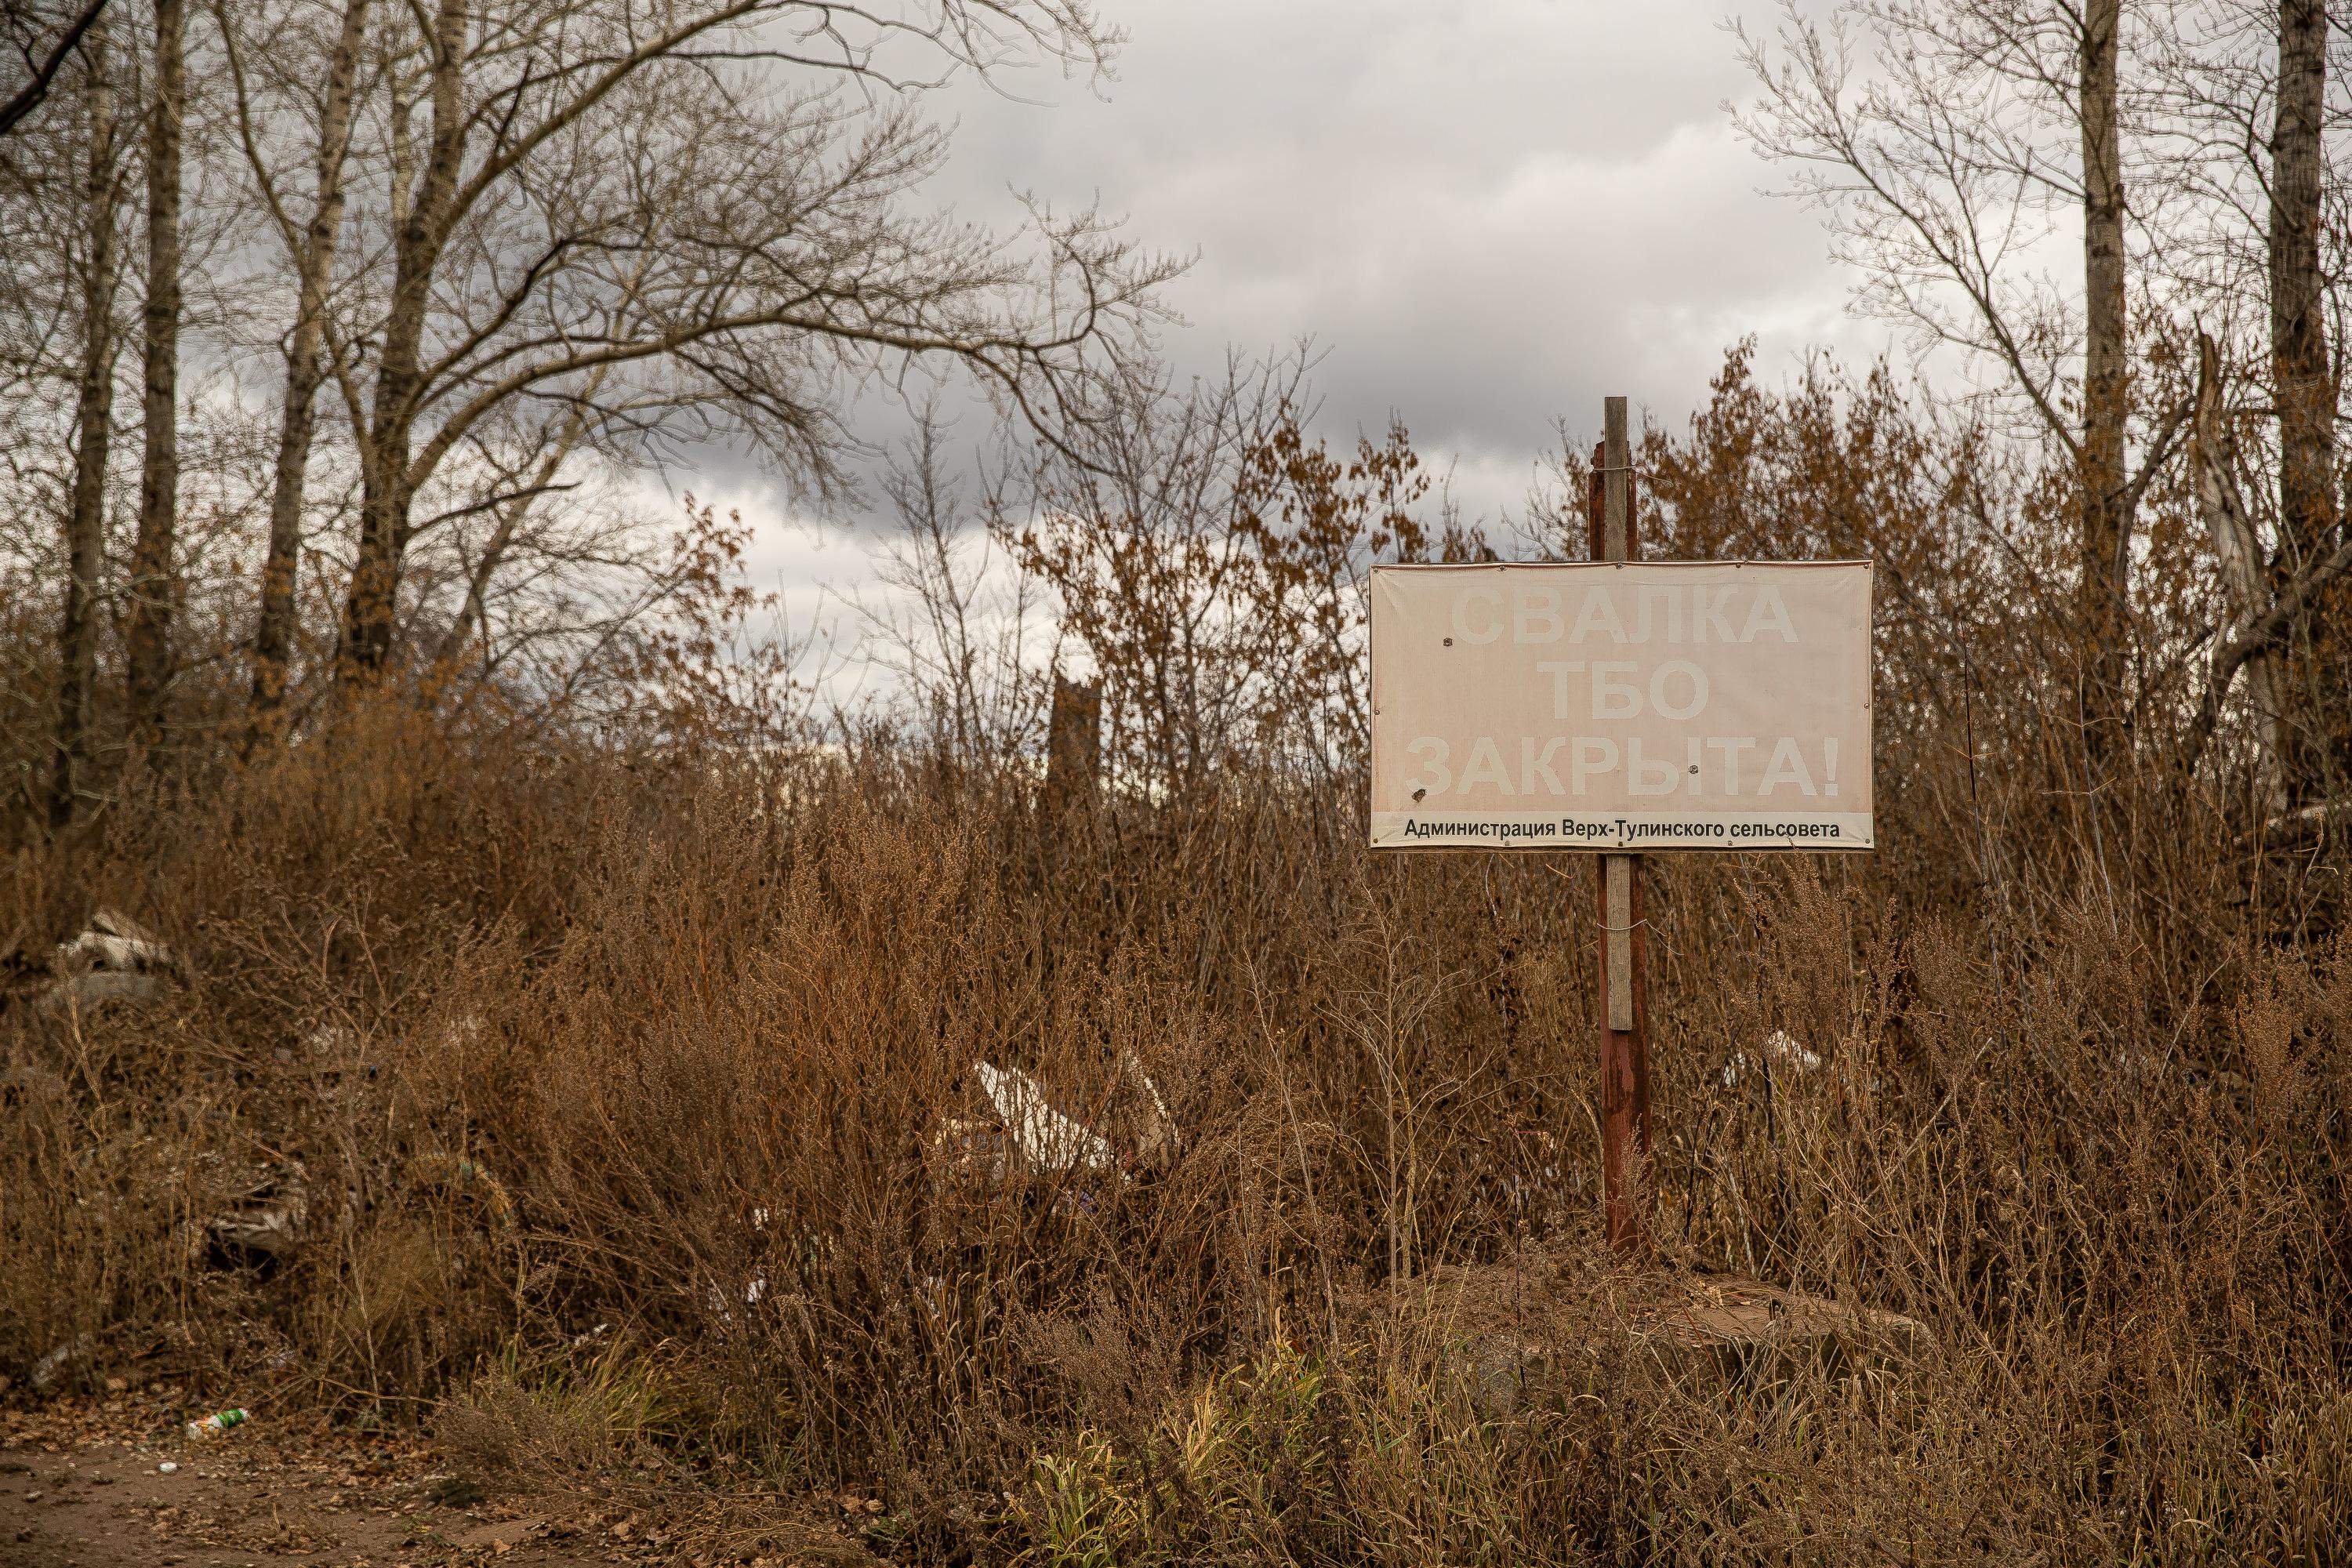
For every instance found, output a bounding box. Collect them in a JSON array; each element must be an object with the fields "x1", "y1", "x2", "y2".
[{"x1": 186, "y1": 1409, "x2": 250, "y2": 1439}]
